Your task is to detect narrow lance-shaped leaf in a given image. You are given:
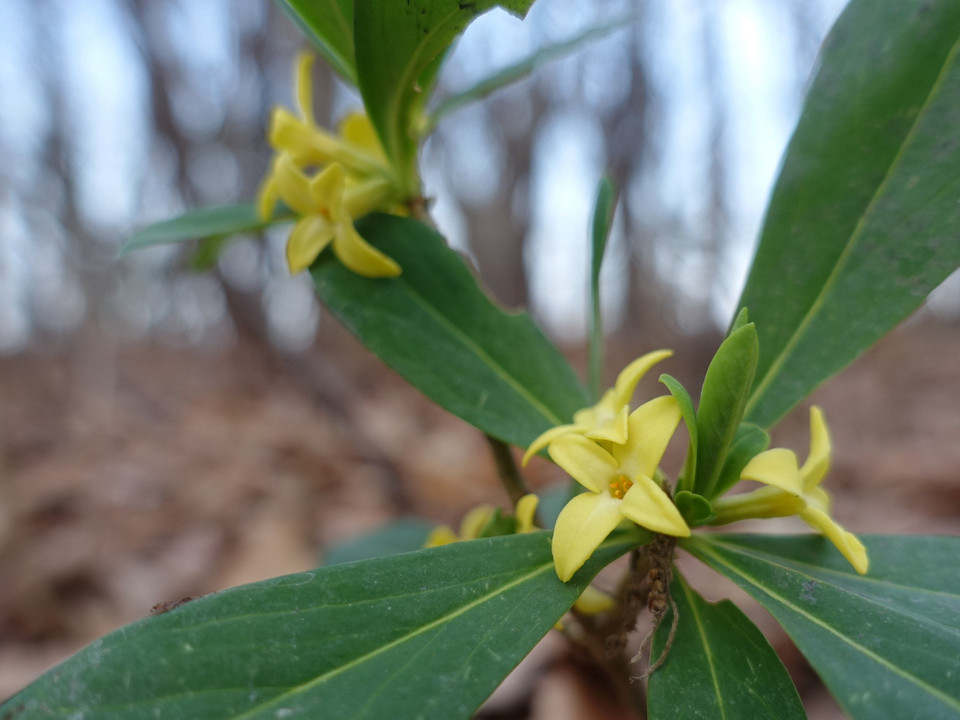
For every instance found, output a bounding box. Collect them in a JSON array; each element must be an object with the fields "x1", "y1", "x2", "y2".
[
  {"x1": 711, "y1": 422, "x2": 770, "y2": 499},
  {"x1": 660, "y1": 373, "x2": 697, "y2": 494},
  {"x1": 588, "y1": 175, "x2": 618, "y2": 400},
  {"x1": 647, "y1": 571, "x2": 805, "y2": 720},
  {"x1": 121, "y1": 204, "x2": 294, "y2": 255},
  {"x1": 312, "y1": 214, "x2": 590, "y2": 449},
  {"x1": 274, "y1": 0, "x2": 356, "y2": 84},
  {"x1": 694, "y1": 323, "x2": 758, "y2": 499},
  {"x1": 685, "y1": 533, "x2": 960, "y2": 720},
  {"x1": 426, "y1": 19, "x2": 628, "y2": 132},
  {"x1": 1, "y1": 531, "x2": 637, "y2": 720},
  {"x1": 354, "y1": 0, "x2": 536, "y2": 192},
  {"x1": 739, "y1": 0, "x2": 960, "y2": 428}
]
